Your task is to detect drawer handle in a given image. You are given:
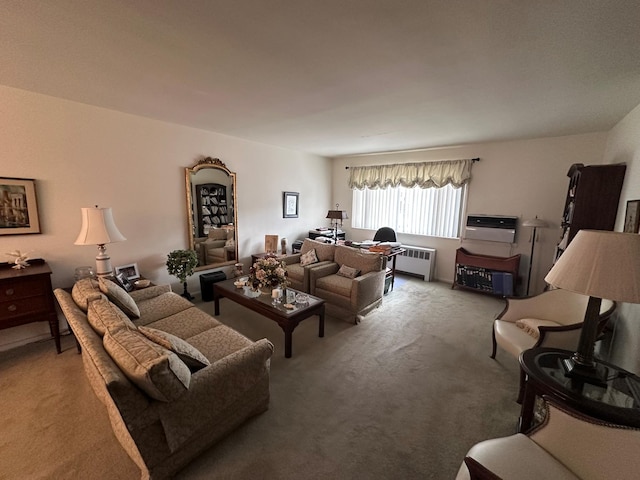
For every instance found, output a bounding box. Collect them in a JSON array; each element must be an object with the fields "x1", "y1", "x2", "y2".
[
  {"x1": 7, "y1": 304, "x2": 17, "y2": 312},
  {"x1": 5, "y1": 288, "x2": 14, "y2": 296}
]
